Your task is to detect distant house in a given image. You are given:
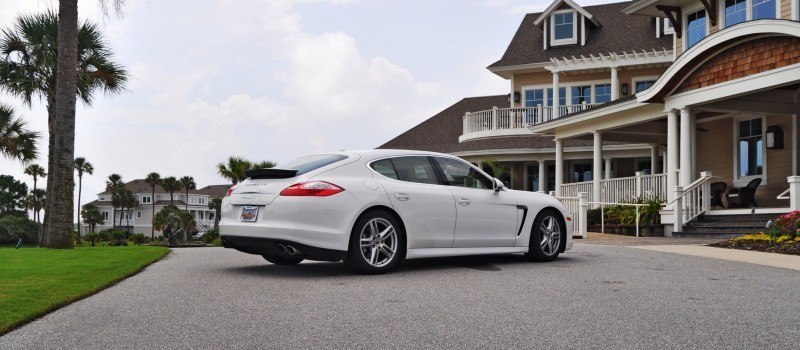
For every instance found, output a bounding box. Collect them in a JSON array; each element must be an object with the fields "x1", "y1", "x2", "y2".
[{"x1": 83, "y1": 179, "x2": 230, "y2": 236}]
